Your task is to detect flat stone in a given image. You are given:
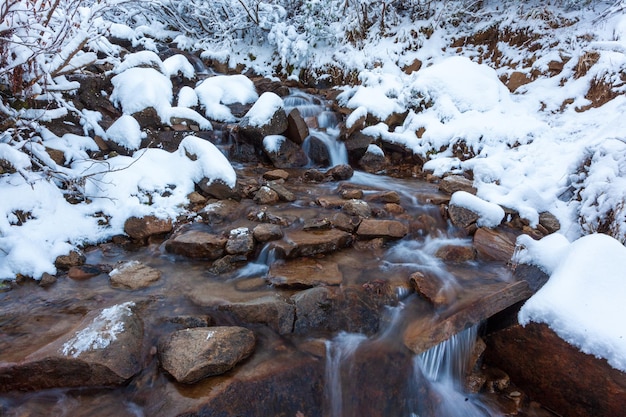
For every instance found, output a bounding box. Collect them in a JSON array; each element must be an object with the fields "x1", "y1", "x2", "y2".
[
  {"x1": 217, "y1": 295, "x2": 295, "y2": 335},
  {"x1": 267, "y1": 258, "x2": 343, "y2": 287},
  {"x1": 109, "y1": 261, "x2": 161, "y2": 290},
  {"x1": 158, "y1": 326, "x2": 255, "y2": 384},
  {"x1": 365, "y1": 191, "x2": 401, "y2": 204},
  {"x1": 263, "y1": 169, "x2": 289, "y2": 181},
  {"x1": 164, "y1": 230, "x2": 227, "y2": 259},
  {"x1": 435, "y1": 244, "x2": 476, "y2": 262},
  {"x1": 356, "y1": 219, "x2": 408, "y2": 240},
  {"x1": 225, "y1": 227, "x2": 255, "y2": 255},
  {"x1": 68, "y1": 264, "x2": 104, "y2": 280},
  {"x1": 343, "y1": 199, "x2": 372, "y2": 218},
  {"x1": 124, "y1": 215, "x2": 172, "y2": 240},
  {"x1": 270, "y1": 229, "x2": 353, "y2": 259},
  {"x1": 0, "y1": 302, "x2": 143, "y2": 391}
]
